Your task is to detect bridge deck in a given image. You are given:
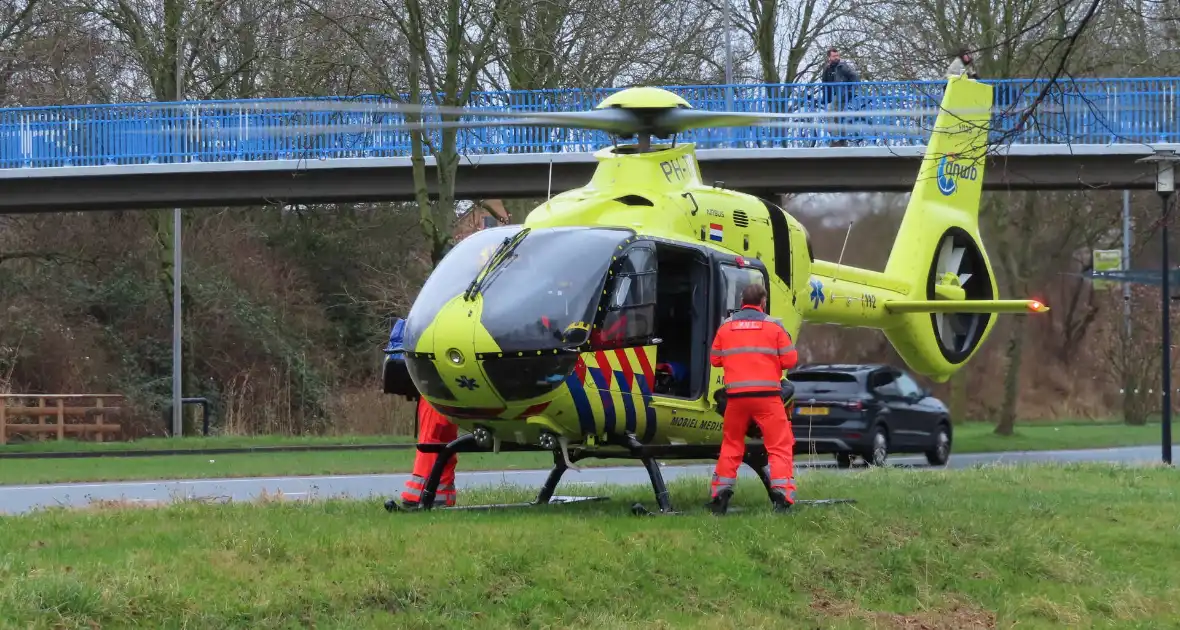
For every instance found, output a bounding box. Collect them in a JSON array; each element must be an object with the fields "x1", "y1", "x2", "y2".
[
  {"x1": 0, "y1": 78, "x2": 1175, "y2": 210},
  {"x1": 0, "y1": 144, "x2": 1173, "y2": 213}
]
